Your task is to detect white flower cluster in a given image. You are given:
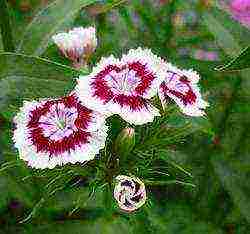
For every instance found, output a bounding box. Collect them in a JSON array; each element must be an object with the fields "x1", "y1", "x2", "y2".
[{"x1": 12, "y1": 26, "x2": 209, "y2": 211}]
